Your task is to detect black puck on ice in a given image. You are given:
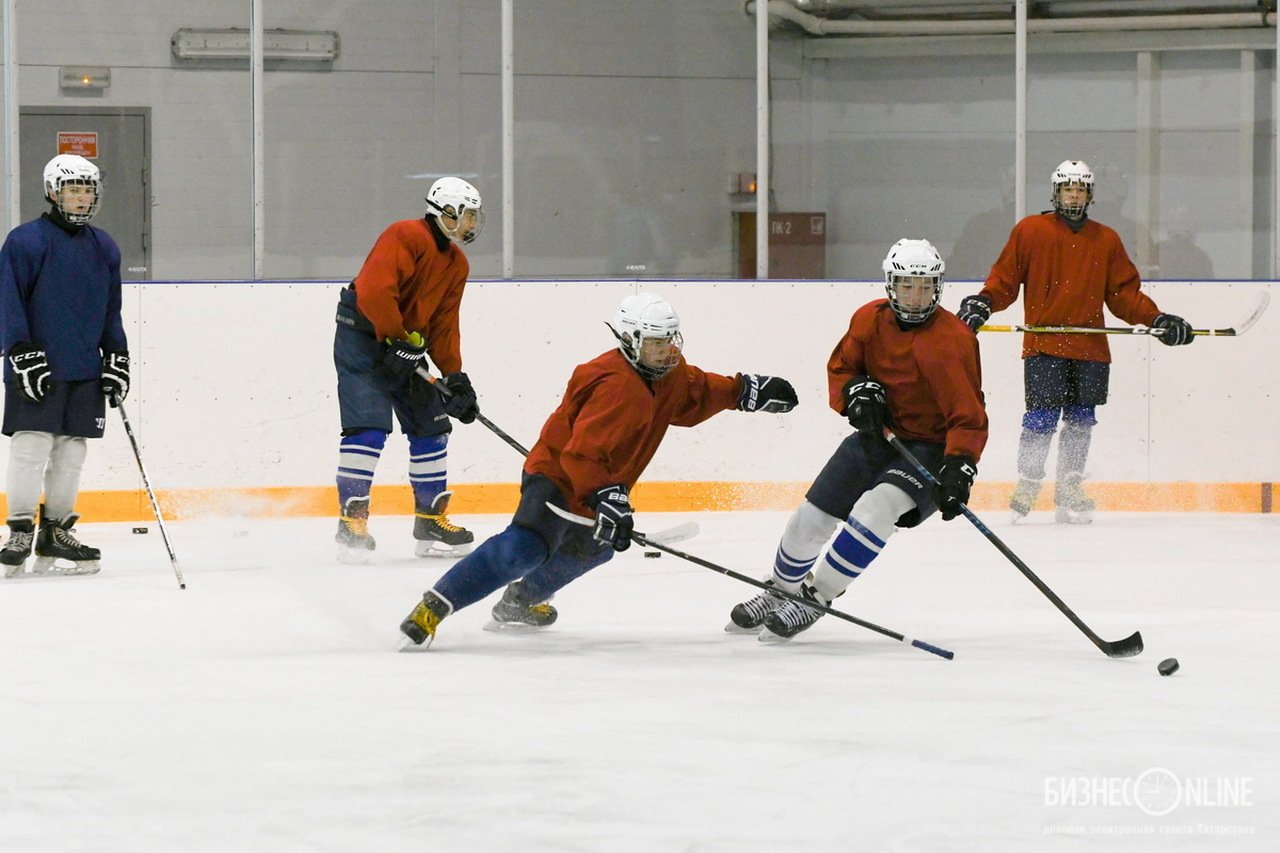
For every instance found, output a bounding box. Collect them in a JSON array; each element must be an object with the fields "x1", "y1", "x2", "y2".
[
  {"x1": 132, "y1": 526, "x2": 149, "y2": 534},
  {"x1": 644, "y1": 550, "x2": 661, "y2": 559},
  {"x1": 1158, "y1": 658, "x2": 1180, "y2": 676}
]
